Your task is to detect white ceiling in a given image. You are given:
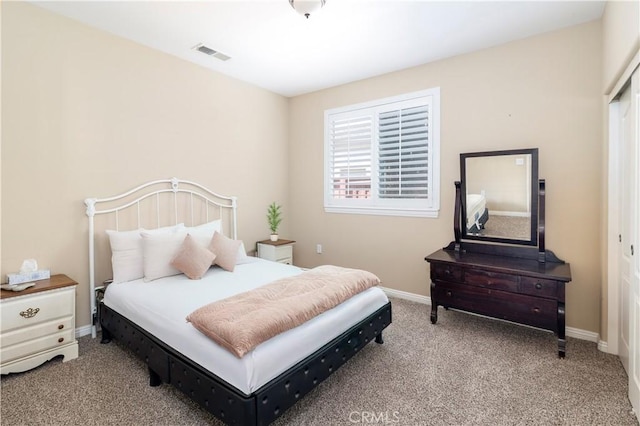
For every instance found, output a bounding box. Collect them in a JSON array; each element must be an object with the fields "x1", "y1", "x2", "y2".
[{"x1": 31, "y1": 0, "x2": 606, "y2": 97}]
